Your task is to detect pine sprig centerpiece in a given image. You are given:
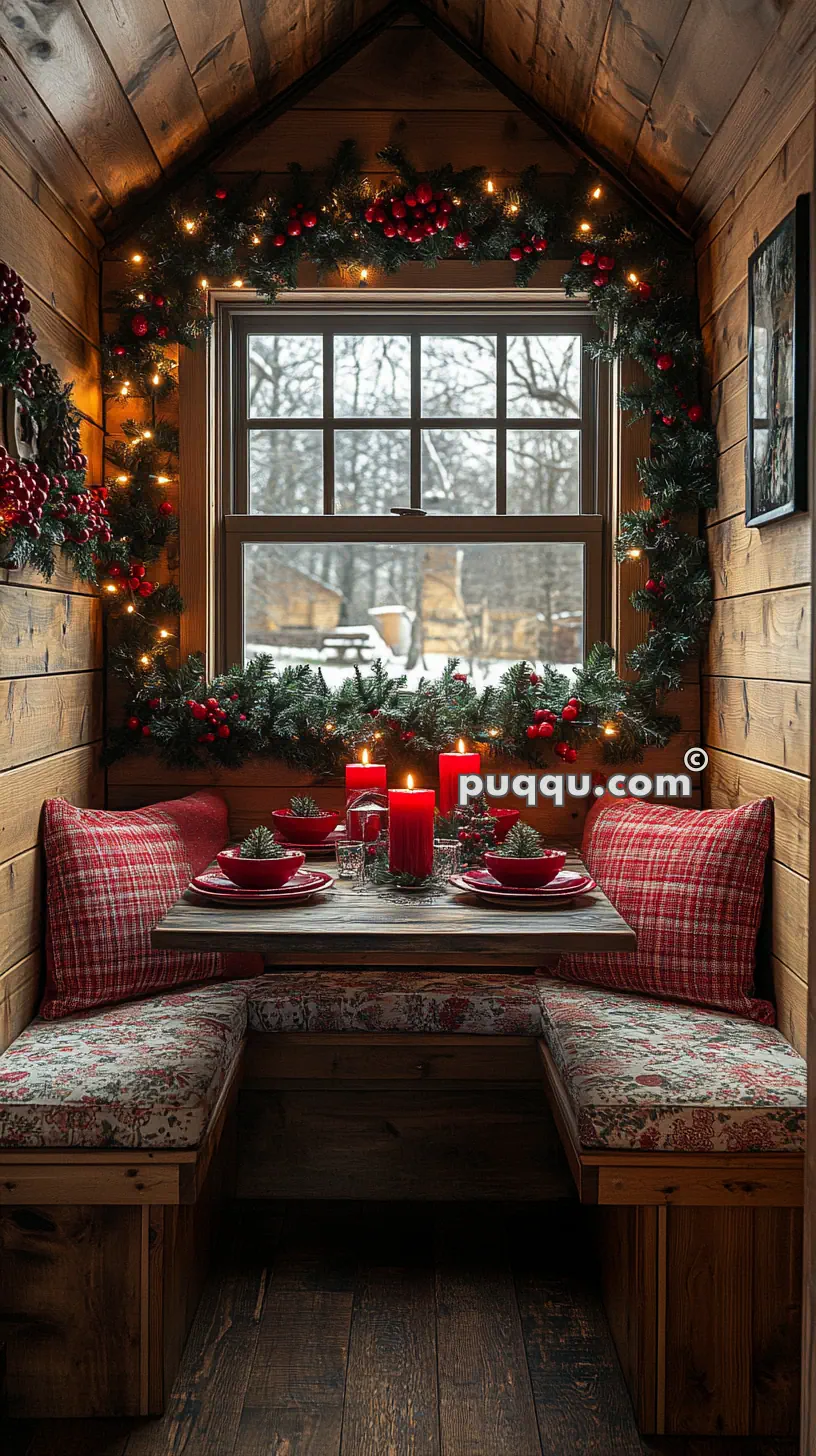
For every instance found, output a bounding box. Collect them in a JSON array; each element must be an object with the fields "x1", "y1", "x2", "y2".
[
  {"x1": 367, "y1": 845, "x2": 441, "y2": 892},
  {"x1": 435, "y1": 793, "x2": 498, "y2": 867},
  {"x1": 240, "y1": 825, "x2": 285, "y2": 859},
  {"x1": 496, "y1": 822, "x2": 545, "y2": 858},
  {"x1": 289, "y1": 794, "x2": 321, "y2": 816}
]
